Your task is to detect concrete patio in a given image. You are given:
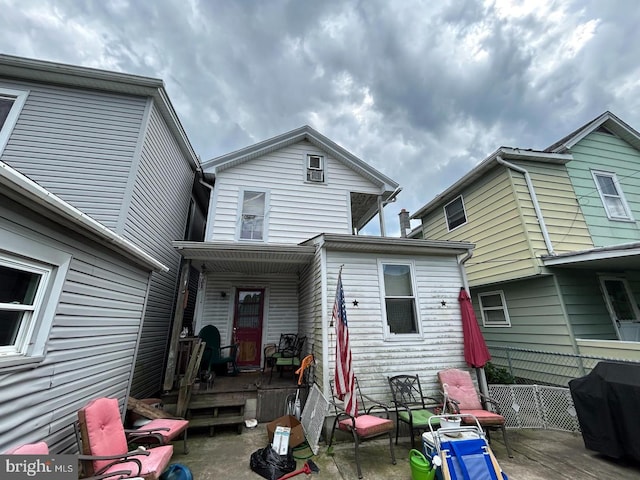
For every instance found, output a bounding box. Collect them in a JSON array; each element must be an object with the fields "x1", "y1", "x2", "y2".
[{"x1": 170, "y1": 423, "x2": 640, "y2": 479}]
